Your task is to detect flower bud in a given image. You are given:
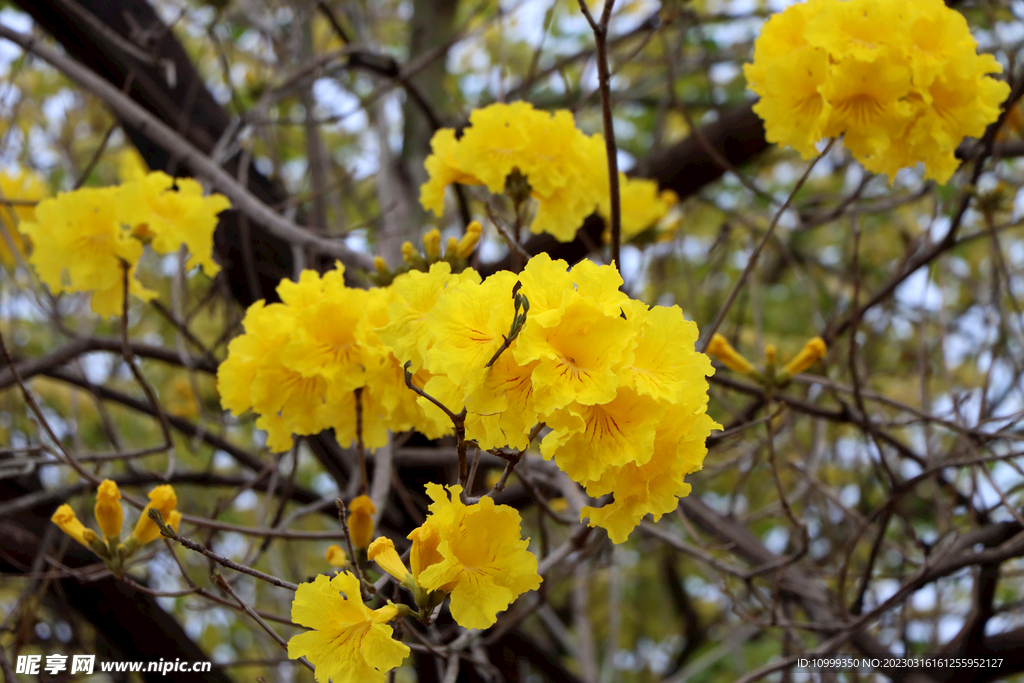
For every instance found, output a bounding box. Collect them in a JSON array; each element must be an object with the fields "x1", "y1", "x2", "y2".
[
  {"x1": 706, "y1": 334, "x2": 755, "y2": 376},
  {"x1": 783, "y1": 337, "x2": 827, "y2": 377},
  {"x1": 348, "y1": 495, "x2": 376, "y2": 551},
  {"x1": 456, "y1": 221, "x2": 483, "y2": 258},
  {"x1": 401, "y1": 241, "x2": 417, "y2": 265},
  {"x1": 422, "y1": 229, "x2": 442, "y2": 260},
  {"x1": 373, "y1": 256, "x2": 389, "y2": 275},
  {"x1": 94, "y1": 479, "x2": 124, "y2": 540},
  {"x1": 131, "y1": 485, "x2": 178, "y2": 546},
  {"x1": 408, "y1": 523, "x2": 444, "y2": 581},
  {"x1": 325, "y1": 544, "x2": 348, "y2": 568},
  {"x1": 51, "y1": 504, "x2": 97, "y2": 549}
]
